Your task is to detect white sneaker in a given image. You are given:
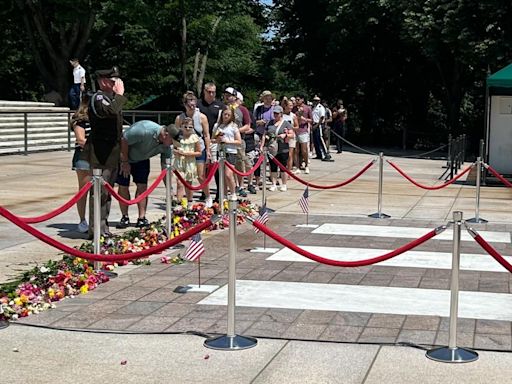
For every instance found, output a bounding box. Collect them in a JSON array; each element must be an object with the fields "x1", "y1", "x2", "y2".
[
  {"x1": 304, "y1": 167, "x2": 310, "y2": 174},
  {"x1": 205, "y1": 197, "x2": 213, "y2": 208},
  {"x1": 279, "y1": 185, "x2": 287, "y2": 192},
  {"x1": 77, "y1": 219, "x2": 88, "y2": 233},
  {"x1": 229, "y1": 193, "x2": 238, "y2": 201},
  {"x1": 268, "y1": 185, "x2": 277, "y2": 192},
  {"x1": 293, "y1": 168, "x2": 301, "y2": 174}
]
